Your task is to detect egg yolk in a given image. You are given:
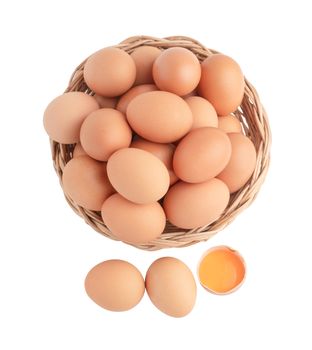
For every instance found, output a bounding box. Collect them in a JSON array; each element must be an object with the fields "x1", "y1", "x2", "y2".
[{"x1": 198, "y1": 247, "x2": 245, "y2": 294}]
